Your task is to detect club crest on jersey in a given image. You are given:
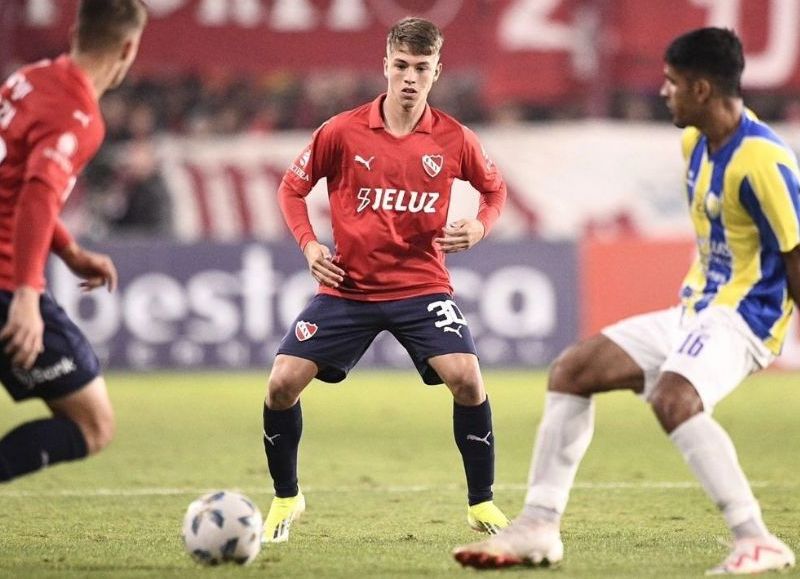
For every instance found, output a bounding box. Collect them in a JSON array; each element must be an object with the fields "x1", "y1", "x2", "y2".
[
  {"x1": 295, "y1": 320, "x2": 318, "y2": 342},
  {"x1": 704, "y1": 191, "x2": 722, "y2": 219},
  {"x1": 422, "y1": 154, "x2": 443, "y2": 178}
]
